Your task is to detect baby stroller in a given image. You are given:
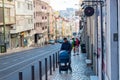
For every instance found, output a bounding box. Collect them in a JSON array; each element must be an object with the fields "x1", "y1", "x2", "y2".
[{"x1": 58, "y1": 50, "x2": 70, "y2": 73}]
